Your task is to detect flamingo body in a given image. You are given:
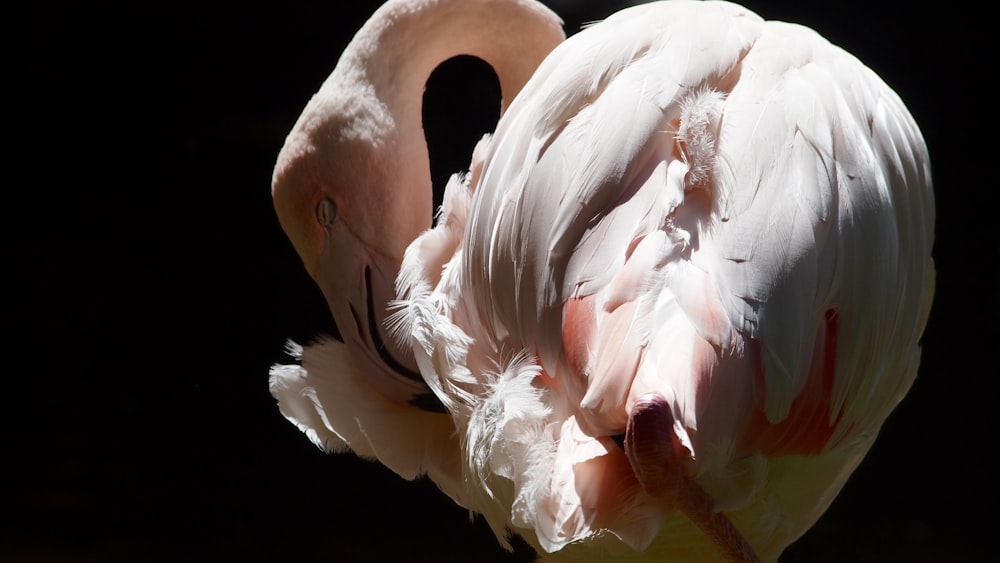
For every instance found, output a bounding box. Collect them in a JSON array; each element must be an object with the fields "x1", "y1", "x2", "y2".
[{"x1": 270, "y1": 1, "x2": 934, "y2": 561}]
